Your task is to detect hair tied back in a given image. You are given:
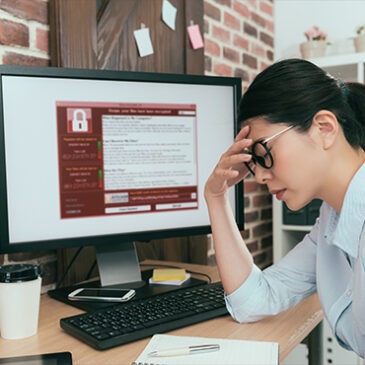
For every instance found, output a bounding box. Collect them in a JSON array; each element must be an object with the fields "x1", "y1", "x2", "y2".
[{"x1": 339, "y1": 81, "x2": 350, "y2": 98}]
